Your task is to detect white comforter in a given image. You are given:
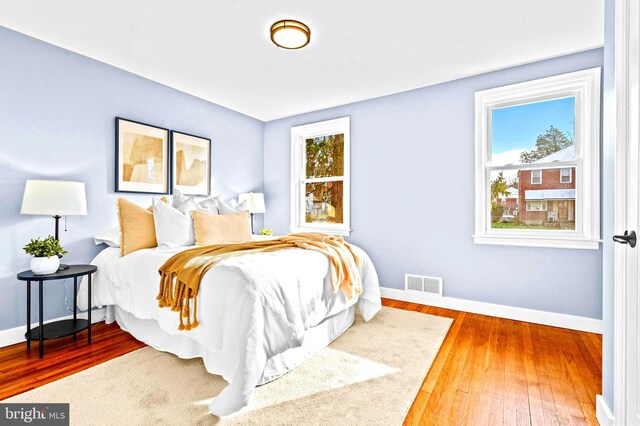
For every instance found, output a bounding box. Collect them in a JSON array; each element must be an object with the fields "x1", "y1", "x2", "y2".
[{"x1": 78, "y1": 243, "x2": 381, "y2": 416}]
